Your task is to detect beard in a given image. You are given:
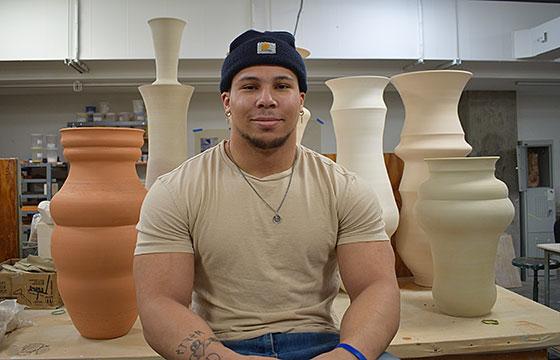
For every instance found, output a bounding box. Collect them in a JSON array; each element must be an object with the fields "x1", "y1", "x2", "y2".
[{"x1": 236, "y1": 126, "x2": 294, "y2": 150}]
